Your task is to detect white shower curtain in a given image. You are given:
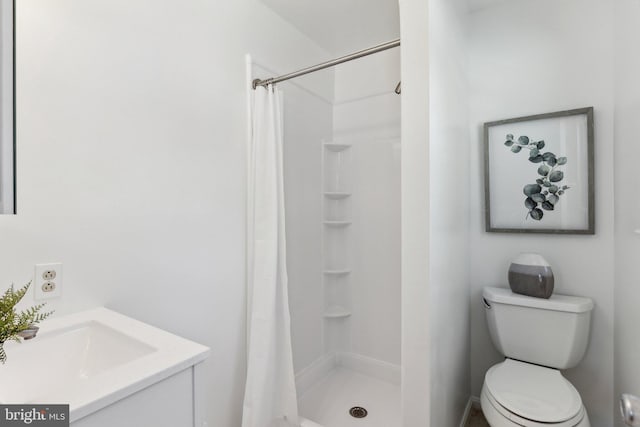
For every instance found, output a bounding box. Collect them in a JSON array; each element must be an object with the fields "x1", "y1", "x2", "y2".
[{"x1": 242, "y1": 85, "x2": 300, "y2": 427}]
